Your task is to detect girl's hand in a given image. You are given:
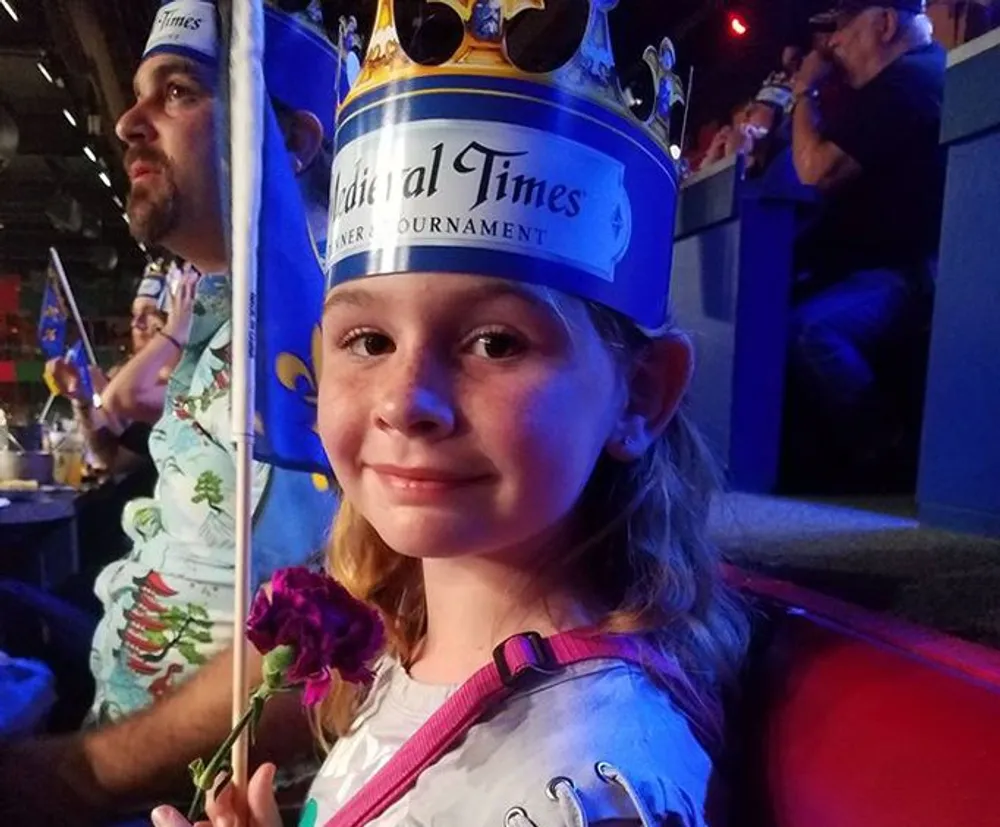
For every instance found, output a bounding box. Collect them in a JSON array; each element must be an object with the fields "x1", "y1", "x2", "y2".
[
  {"x1": 151, "y1": 764, "x2": 282, "y2": 827},
  {"x1": 162, "y1": 265, "x2": 202, "y2": 349},
  {"x1": 88, "y1": 365, "x2": 110, "y2": 394},
  {"x1": 702, "y1": 126, "x2": 733, "y2": 165}
]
